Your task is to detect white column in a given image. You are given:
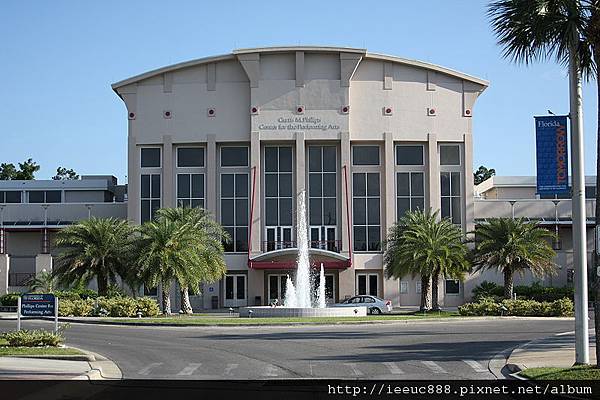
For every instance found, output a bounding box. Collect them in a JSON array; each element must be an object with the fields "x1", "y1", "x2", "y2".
[
  {"x1": 162, "y1": 135, "x2": 174, "y2": 208},
  {"x1": 0, "y1": 254, "x2": 9, "y2": 295},
  {"x1": 35, "y1": 254, "x2": 53, "y2": 276}
]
